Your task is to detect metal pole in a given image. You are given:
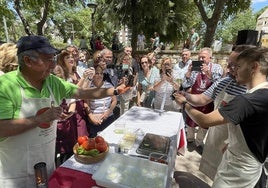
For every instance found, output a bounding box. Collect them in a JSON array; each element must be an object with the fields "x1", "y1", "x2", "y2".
[
  {"x1": 3, "y1": 16, "x2": 9, "y2": 42},
  {"x1": 71, "y1": 23, "x2": 75, "y2": 40},
  {"x1": 91, "y1": 7, "x2": 96, "y2": 38}
]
